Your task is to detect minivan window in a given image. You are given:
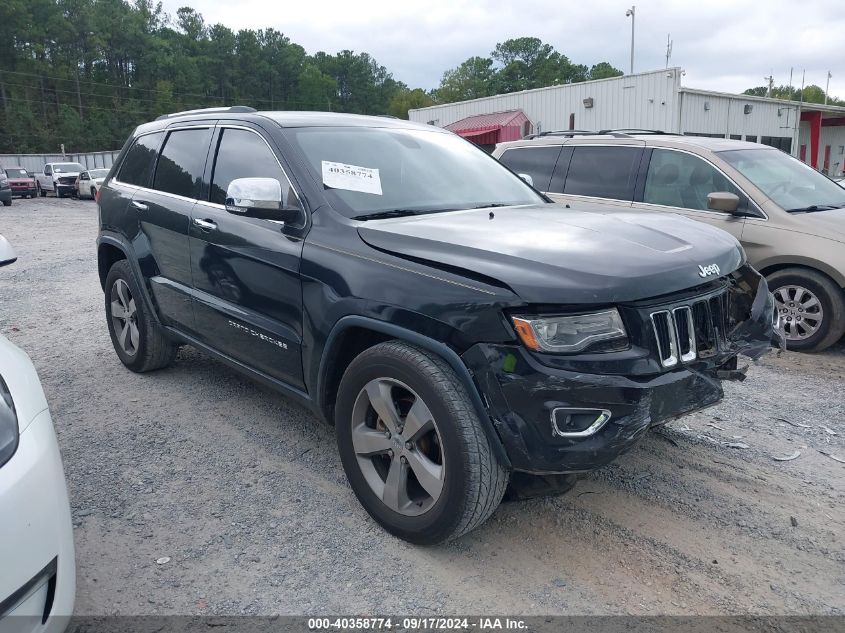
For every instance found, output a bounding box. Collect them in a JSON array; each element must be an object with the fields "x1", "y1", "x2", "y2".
[
  {"x1": 498, "y1": 146, "x2": 562, "y2": 191},
  {"x1": 153, "y1": 128, "x2": 212, "y2": 199},
  {"x1": 644, "y1": 149, "x2": 743, "y2": 211},
  {"x1": 118, "y1": 133, "x2": 164, "y2": 187},
  {"x1": 210, "y1": 128, "x2": 297, "y2": 207},
  {"x1": 720, "y1": 148, "x2": 845, "y2": 212},
  {"x1": 288, "y1": 127, "x2": 543, "y2": 218},
  {"x1": 563, "y1": 146, "x2": 641, "y2": 201}
]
